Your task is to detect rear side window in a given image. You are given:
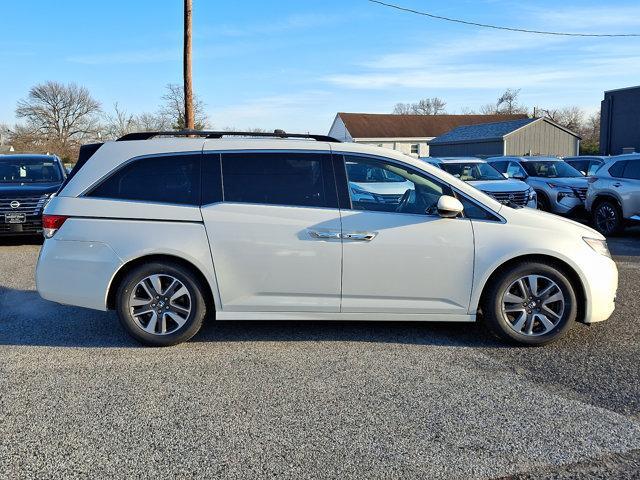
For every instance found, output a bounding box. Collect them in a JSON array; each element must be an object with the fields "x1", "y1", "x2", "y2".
[
  {"x1": 608, "y1": 161, "x2": 626, "y2": 178},
  {"x1": 623, "y1": 161, "x2": 640, "y2": 180},
  {"x1": 88, "y1": 154, "x2": 201, "y2": 205},
  {"x1": 221, "y1": 152, "x2": 336, "y2": 208}
]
